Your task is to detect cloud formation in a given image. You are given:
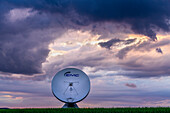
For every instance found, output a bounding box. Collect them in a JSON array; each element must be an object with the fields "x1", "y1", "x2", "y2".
[
  {"x1": 0, "y1": 0, "x2": 169, "y2": 78},
  {"x1": 125, "y1": 83, "x2": 137, "y2": 88},
  {"x1": 0, "y1": 5, "x2": 66, "y2": 75},
  {"x1": 156, "y1": 48, "x2": 163, "y2": 54},
  {"x1": 99, "y1": 38, "x2": 136, "y2": 49},
  {"x1": 1, "y1": 0, "x2": 170, "y2": 109},
  {"x1": 2, "y1": 0, "x2": 170, "y2": 39}
]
